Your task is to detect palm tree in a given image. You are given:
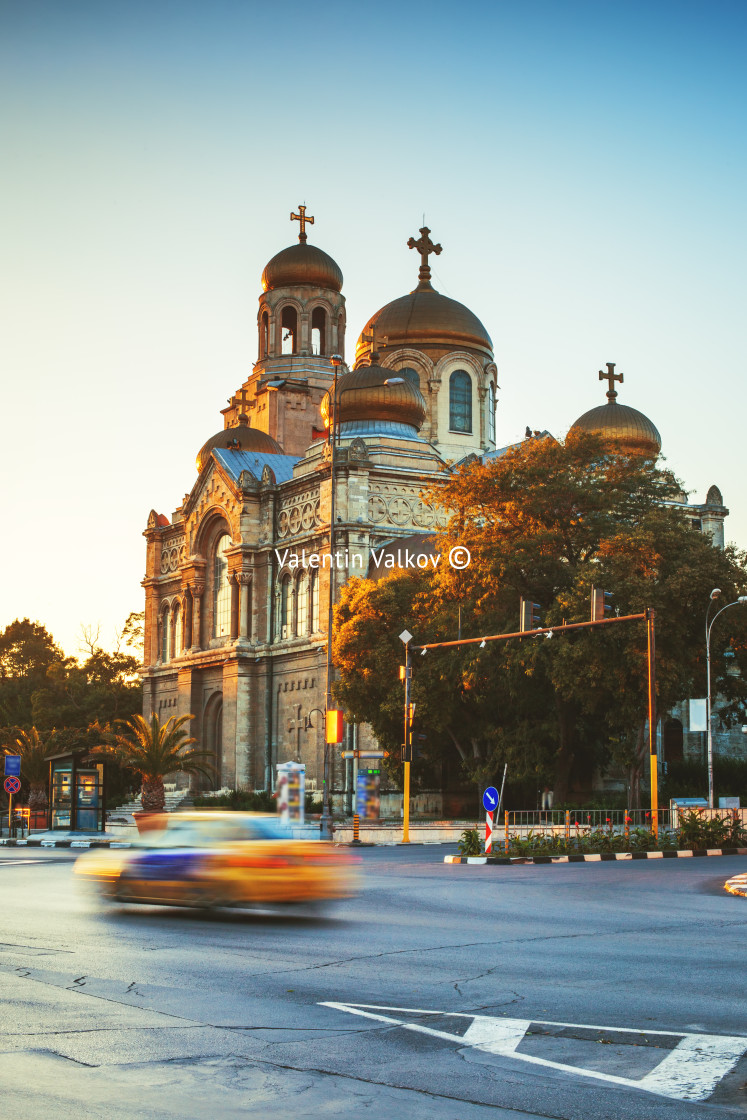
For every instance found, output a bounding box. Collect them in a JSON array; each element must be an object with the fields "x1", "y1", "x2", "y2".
[
  {"x1": 99, "y1": 713, "x2": 215, "y2": 811},
  {"x1": 11, "y1": 727, "x2": 53, "y2": 810}
]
